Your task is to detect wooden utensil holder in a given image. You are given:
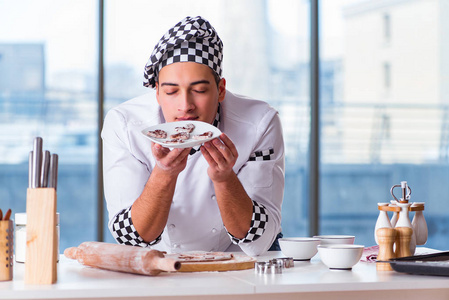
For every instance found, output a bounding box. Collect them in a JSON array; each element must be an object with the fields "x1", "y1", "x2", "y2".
[
  {"x1": 25, "y1": 188, "x2": 58, "y2": 284},
  {"x1": 0, "y1": 220, "x2": 13, "y2": 281}
]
